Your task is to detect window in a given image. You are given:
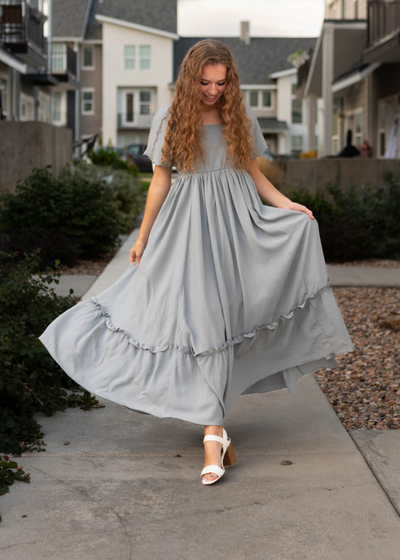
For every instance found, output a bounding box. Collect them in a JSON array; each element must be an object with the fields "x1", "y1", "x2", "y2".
[
  {"x1": 81, "y1": 88, "x2": 94, "y2": 115},
  {"x1": 249, "y1": 91, "x2": 258, "y2": 107},
  {"x1": 52, "y1": 91, "x2": 62, "y2": 122},
  {"x1": 355, "y1": 111, "x2": 362, "y2": 146},
  {"x1": 0, "y1": 77, "x2": 7, "y2": 116},
  {"x1": 291, "y1": 135, "x2": 303, "y2": 155},
  {"x1": 126, "y1": 93, "x2": 134, "y2": 123},
  {"x1": 378, "y1": 102, "x2": 386, "y2": 157},
  {"x1": 124, "y1": 45, "x2": 135, "y2": 69},
  {"x1": 291, "y1": 83, "x2": 303, "y2": 123},
  {"x1": 20, "y1": 95, "x2": 34, "y2": 121},
  {"x1": 379, "y1": 131, "x2": 386, "y2": 157},
  {"x1": 139, "y1": 91, "x2": 151, "y2": 115},
  {"x1": 346, "y1": 109, "x2": 363, "y2": 147},
  {"x1": 82, "y1": 46, "x2": 94, "y2": 69},
  {"x1": 139, "y1": 45, "x2": 151, "y2": 70},
  {"x1": 38, "y1": 92, "x2": 51, "y2": 123},
  {"x1": 292, "y1": 99, "x2": 303, "y2": 123},
  {"x1": 262, "y1": 91, "x2": 272, "y2": 107},
  {"x1": 21, "y1": 97, "x2": 26, "y2": 119},
  {"x1": 52, "y1": 43, "x2": 65, "y2": 72}
]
